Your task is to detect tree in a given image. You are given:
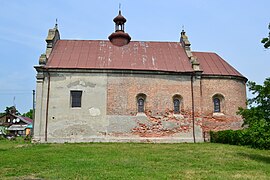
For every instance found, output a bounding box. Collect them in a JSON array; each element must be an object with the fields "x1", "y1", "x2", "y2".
[
  {"x1": 22, "y1": 109, "x2": 33, "y2": 119},
  {"x1": 0, "y1": 112, "x2": 5, "y2": 117},
  {"x1": 0, "y1": 106, "x2": 21, "y2": 116},
  {"x1": 261, "y1": 23, "x2": 270, "y2": 48},
  {"x1": 0, "y1": 126, "x2": 7, "y2": 135},
  {"x1": 238, "y1": 77, "x2": 270, "y2": 149}
]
